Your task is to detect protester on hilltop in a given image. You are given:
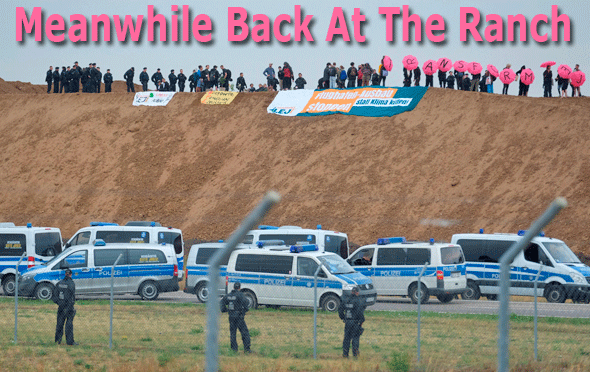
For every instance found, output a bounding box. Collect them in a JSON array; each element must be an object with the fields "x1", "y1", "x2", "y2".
[
  {"x1": 103, "y1": 69, "x2": 113, "y2": 93},
  {"x1": 337, "y1": 65, "x2": 346, "y2": 88},
  {"x1": 502, "y1": 64, "x2": 511, "y2": 95},
  {"x1": 361, "y1": 63, "x2": 372, "y2": 87},
  {"x1": 402, "y1": 67, "x2": 412, "y2": 87},
  {"x1": 202, "y1": 65, "x2": 210, "y2": 90},
  {"x1": 379, "y1": 57, "x2": 388, "y2": 86},
  {"x1": 197, "y1": 66, "x2": 204, "y2": 92},
  {"x1": 151, "y1": 68, "x2": 163, "y2": 90},
  {"x1": 543, "y1": 66, "x2": 553, "y2": 97},
  {"x1": 210, "y1": 66, "x2": 220, "y2": 91},
  {"x1": 236, "y1": 73, "x2": 246, "y2": 92},
  {"x1": 454, "y1": 70, "x2": 464, "y2": 90},
  {"x1": 471, "y1": 71, "x2": 481, "y2": 92},
  {"x1": 263, "y1": 63, "x2": 275, "y2": 88},
  {"x1": 516, "y1": 65, "x2": 527, "y2": 96},
  {"x1": 462, "y1": 73, "x2": 471, "y2": 91},
  {"x1": 560, "y1": 72, "x2": 569, "y2": 98},
  {"x1": 248, "y1": 83, "x2": 256, "y2": 92},
  {"x1": 158, "y1": 77, "x2": 170, "y2": 91},
  {"x1": 256, "y1": 83, "x2": 265, "y2": 92},
  {"x1": 277, "y1": 66, "x2": 284, "y2": 90},
  {"x1": 485, "y1": 70, "x2": 495, "y2": 93},
  {"x1": 177, "y1": 69, "x2": 187, "y2": 92},
  {"x1": 571, "y1": 64, "x2": 581, "y2": 97},
  {"x1": 328, "y1": 62, "x2": 338, "y2": 89},
  {"x1": 188, "y1": 69, "x2": 197, "y2": 92},
  {"x1": 295, "y1": 73, "x2": 307, "y2": 89},
  {"x1": 283, "y1": 62, "x2": 294, "y2": 90},
  {"x1": 413, "y1": 66, "x2": 421, "y2": 86},
  {"x1": 425, "y1": 71, "x2": 434, "y2": 88},
  {"x1": 446, "y1": 71, "x2": 455, "y2": 89},
  {"x1": 438, "y1": 69, "x2": 446, "y2": 88},
  {"x1": 221, "y1": 65, "x2": 232, "y2": 91},
  {"x1": 347, "y1": 62, "x2": 357, "y2": 88},
  {"x1": 356, "y1": 64, "x2": 363, "y2": 88},
  {"x1": 479, "y1": 71, "x2": 488, "y2": 92},
  {"x1": 139, "y1": 68, "x2": 149, "y2": 92},
  {"x1": 124, "y1": 67, "x2": 135, "y2": 93},
  {"x1": 317, "y1": 78, "x2": 325, "y2": 90},
  {"x1": 371, "y1": 70, "x2": 380, "y2": 86},
  {"x1": 269, "y1": 76, "x2": 279, "y2": 91}
]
